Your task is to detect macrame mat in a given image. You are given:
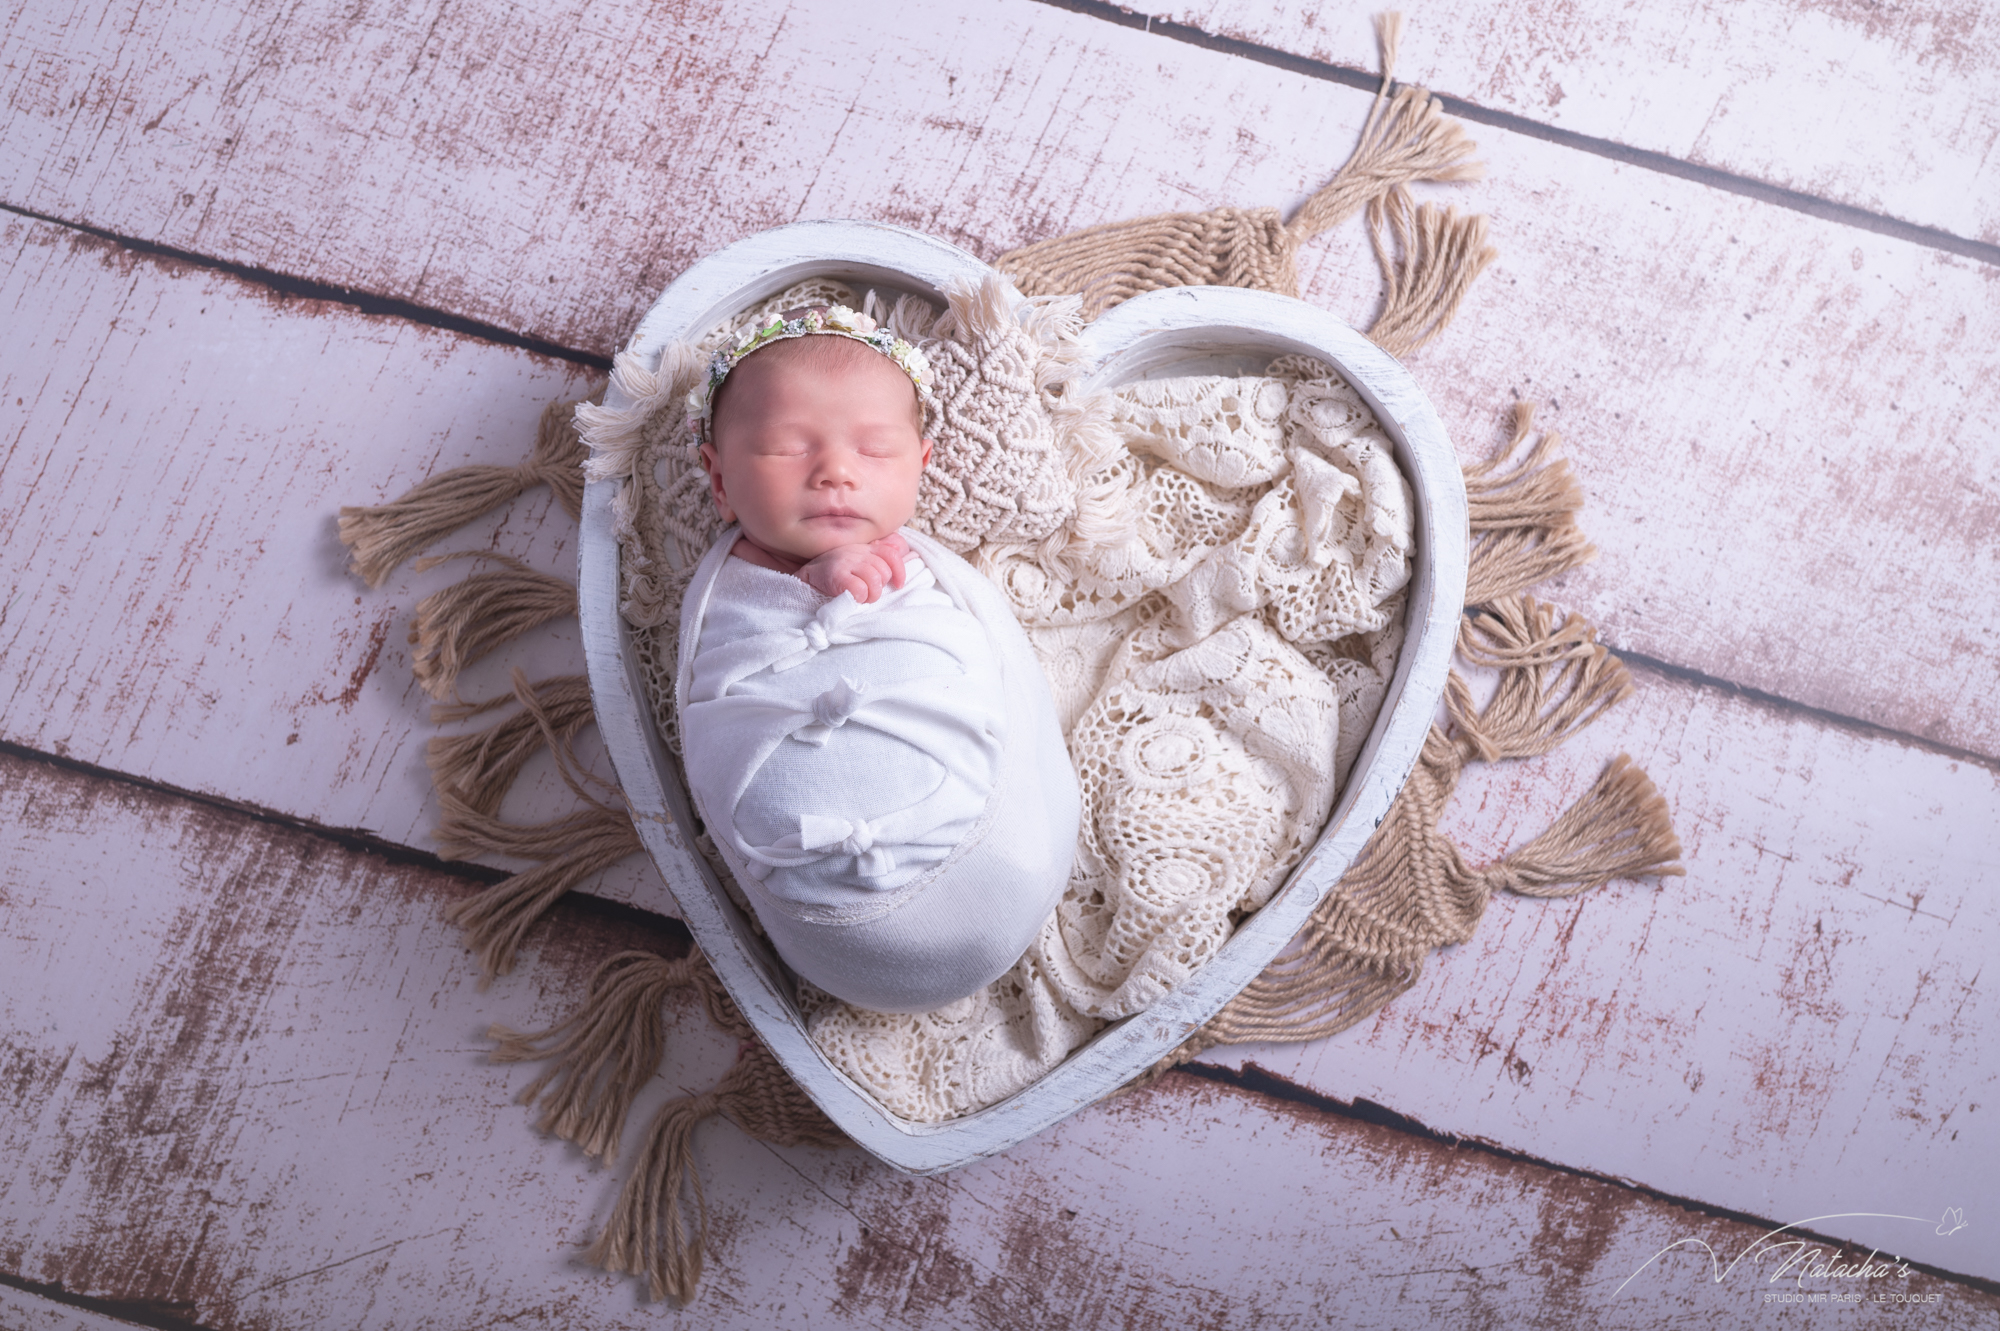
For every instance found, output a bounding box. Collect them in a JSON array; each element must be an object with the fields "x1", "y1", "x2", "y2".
[{"x1": 335, "y1": 14, "x2": 1685, "y2": 1303}]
